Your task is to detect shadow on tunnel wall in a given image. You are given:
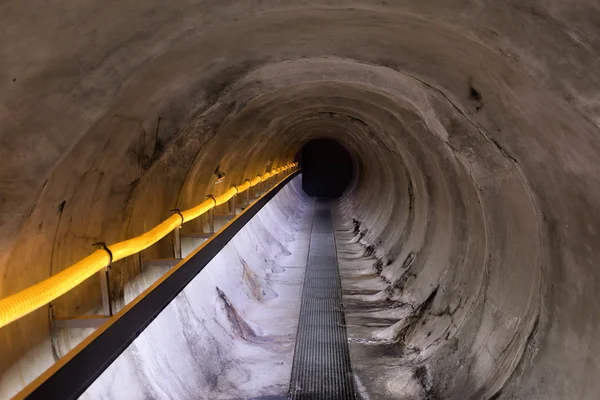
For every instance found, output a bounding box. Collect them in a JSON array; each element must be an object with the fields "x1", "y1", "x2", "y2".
[{"x1": 297, "y1": 138, "x2": 353, "y2": 198}]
